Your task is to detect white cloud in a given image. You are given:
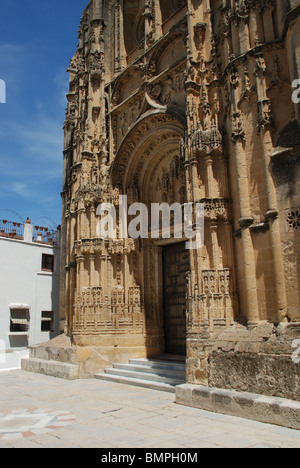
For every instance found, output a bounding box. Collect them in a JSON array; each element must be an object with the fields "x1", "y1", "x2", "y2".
[
  {"x1": 0, "y1": 34, "x2": 69, "y2": 221},
  {"x1": 11, "y1": 182, "x2": 30, "y2": 197},
  {"x1": 53, "y1": 67, "x2": 69, "y2": 108},
  {"x1": 0, "y1": 111, "x2": 63, "y2": 205}
]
